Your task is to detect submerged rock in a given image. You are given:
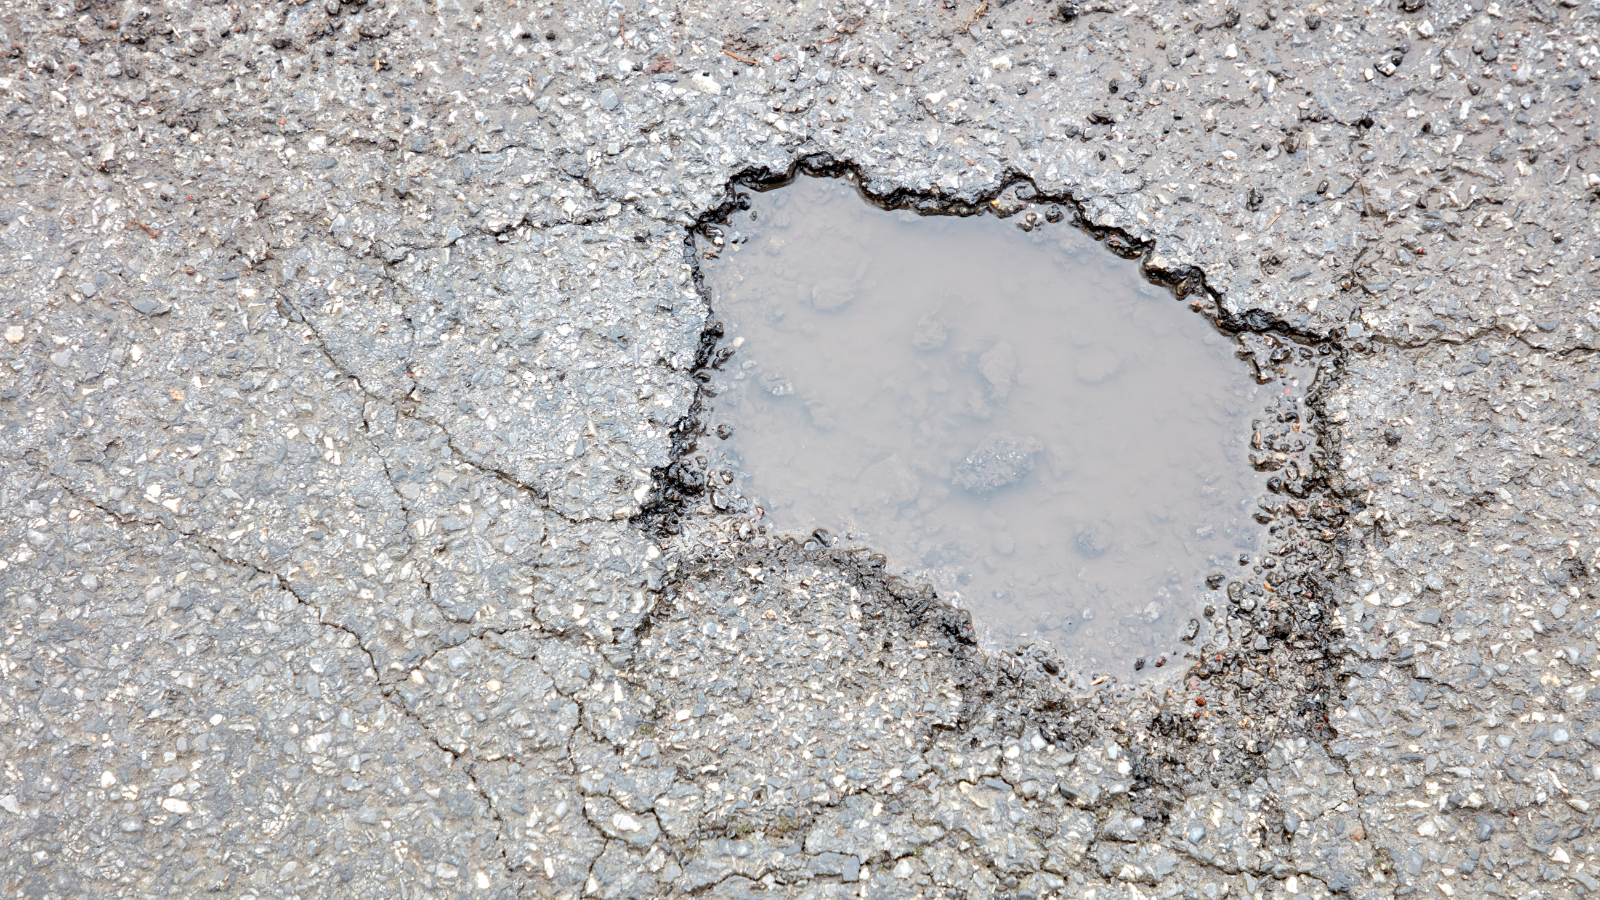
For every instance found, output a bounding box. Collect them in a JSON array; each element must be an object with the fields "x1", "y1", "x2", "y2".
[
  {"x1": 952, "y1": 432, "x2": 1041, "y2": 493},
  {"x1": 911, "y1": 313, "x2": 949, "y2": 350},
  {"x1": 1074, "y1": 350, "x2": 1123, "y2": 385},
  {"x1": 979, "y1": 341, "x2": 1017, "y2": 398},
  {"x1": 810, "y1": 275, "x2": 856, "y2": 310},
  {"x1": 855, "y1": 454, "x2": 922, "y2": 510},
  {"x1": 1076, "y1": 520, "x2": 1115, "y2": 557}
]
